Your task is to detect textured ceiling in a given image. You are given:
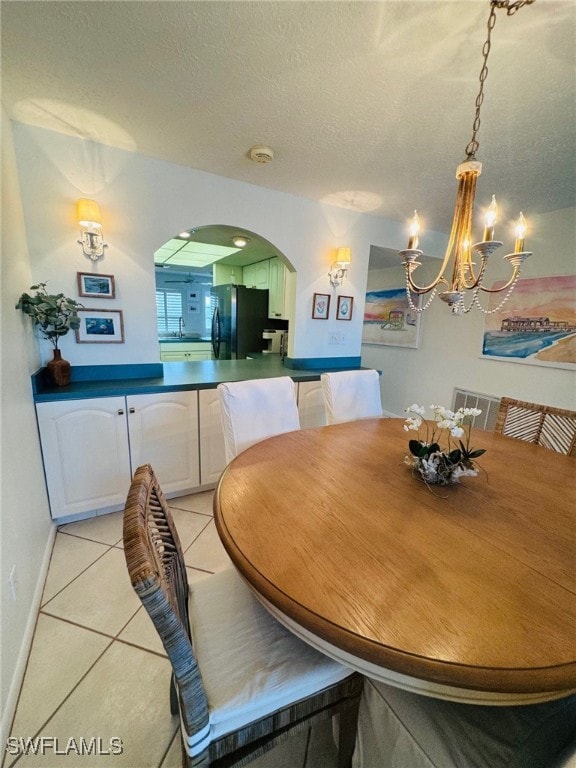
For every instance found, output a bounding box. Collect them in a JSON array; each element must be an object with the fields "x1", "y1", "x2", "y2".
[{"x1": 2, "y1": 0, "x2": 575, "y2": 240}]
